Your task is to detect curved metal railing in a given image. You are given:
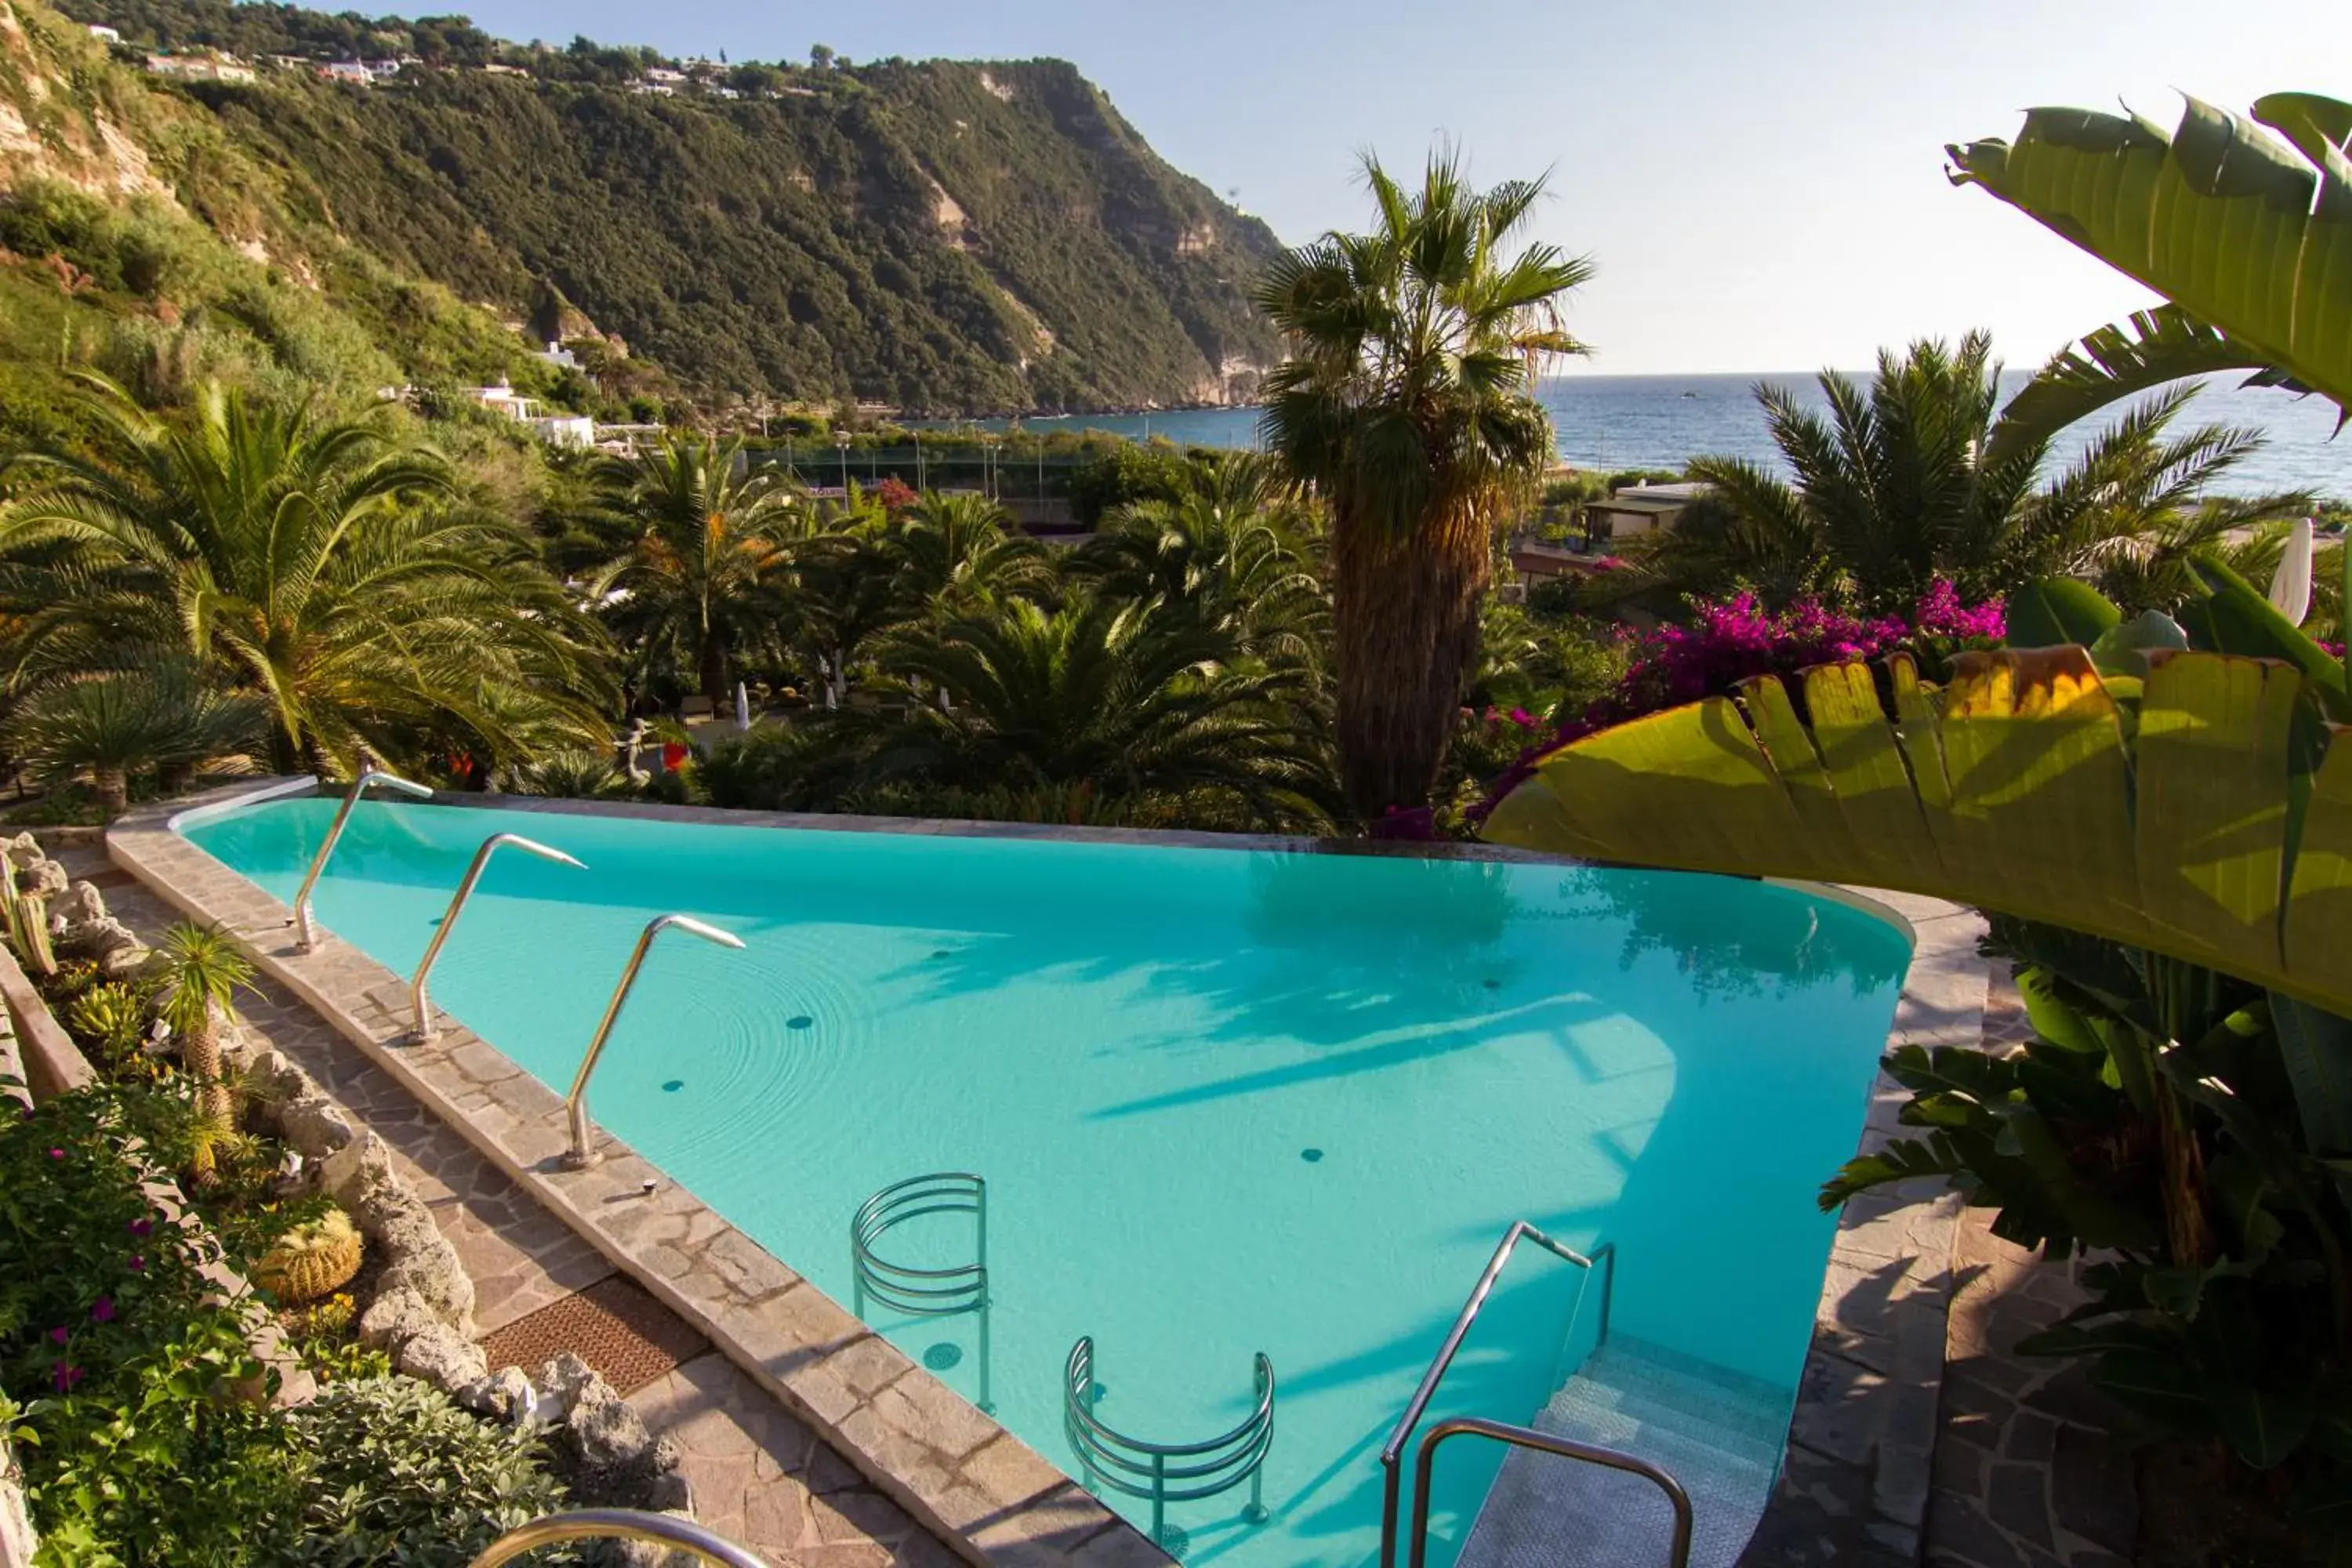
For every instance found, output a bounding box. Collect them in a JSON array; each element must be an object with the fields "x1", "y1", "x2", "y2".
[
  {"x1": 1406, "y1": 1417, "x2": 1691, "y2": 1568},
  {"x1": 467, "y1": 1508, "x2": 772, "y2": 1567},
  {"x1": 1064, "y1": 1335, "x2": 1275, "y2": 1551},
  {"x1": 563, "y1": 914, "x2": 746, "y2": 1168},
  {"x1": 851, "y1": 1172, "x2": 992, "y2": 1410},
  {"x1": 410, "y1": 833, "x2": 586, "y2": 1044},
  {"x1": 1377, "y1": 1221, "x2": 1616, "y2": 1568},
  {"x1": 293, "y1": 769, "x2": 434, "y2": 951}
]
